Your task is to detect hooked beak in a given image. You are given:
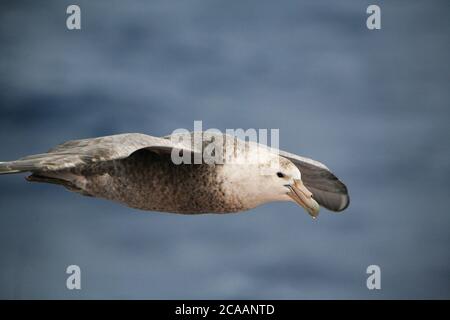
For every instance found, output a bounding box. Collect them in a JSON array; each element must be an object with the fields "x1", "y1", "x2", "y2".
[{"x1": 286, "y1": 180, "x2": 320, "y2": 219}]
